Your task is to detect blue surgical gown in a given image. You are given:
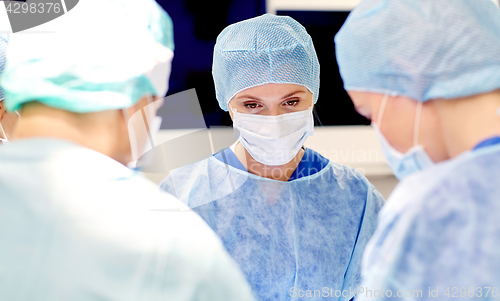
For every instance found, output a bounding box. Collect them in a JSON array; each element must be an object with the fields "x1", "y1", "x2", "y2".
[
  {"x1": 358, "y1": 141, "x2": 500, "y2": 301},
  {"x1": 0, "y1": 138, "x2": 255, "y2": 301},
  {"x1": 160, "y1": 147, "x2": 384, "y2": 300}
]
